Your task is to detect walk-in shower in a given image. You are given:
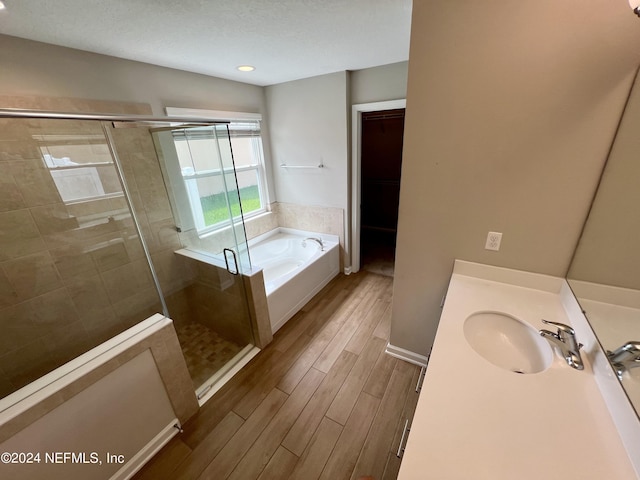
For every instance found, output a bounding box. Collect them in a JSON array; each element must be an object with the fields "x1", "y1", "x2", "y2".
[{"x1": 0, "y1": 109, "x2": 257, "y2": 402}]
